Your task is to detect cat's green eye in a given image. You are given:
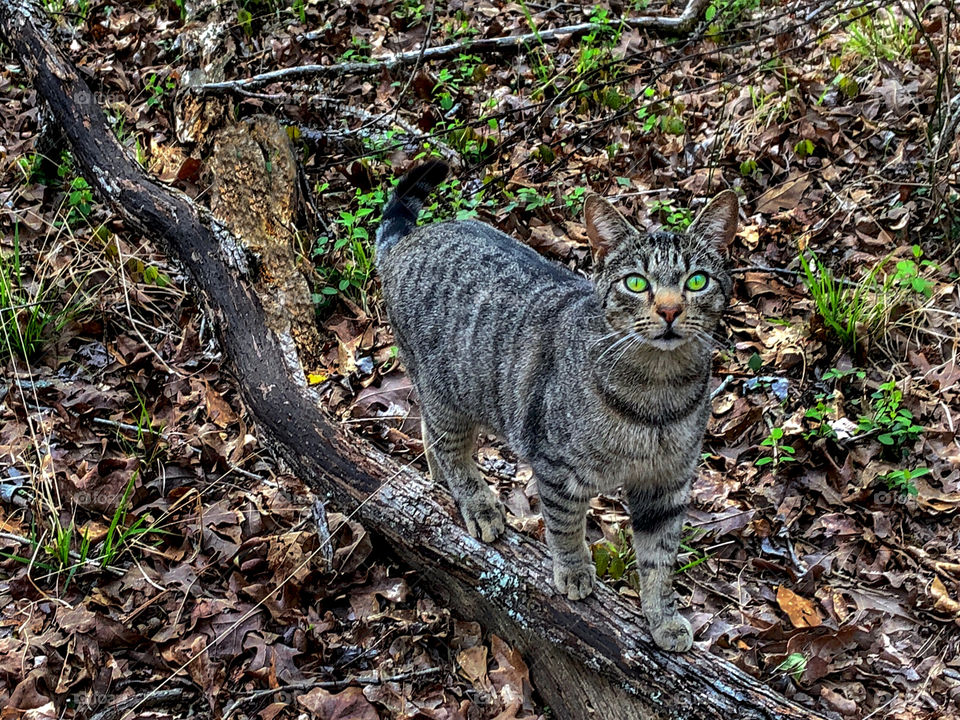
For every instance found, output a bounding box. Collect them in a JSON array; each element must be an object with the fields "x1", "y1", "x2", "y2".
[
  {"x1": 685, "y1": 273, "x2": 709, "y2": 292},
  {"x1": 624, "y1": 275, "x2": 649, "y2": 293}
]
